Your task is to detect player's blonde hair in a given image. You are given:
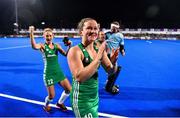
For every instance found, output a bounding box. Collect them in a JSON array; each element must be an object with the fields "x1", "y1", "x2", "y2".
[{"x1": 43, "y1": 28, "x2": 53, "y2": 34}]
